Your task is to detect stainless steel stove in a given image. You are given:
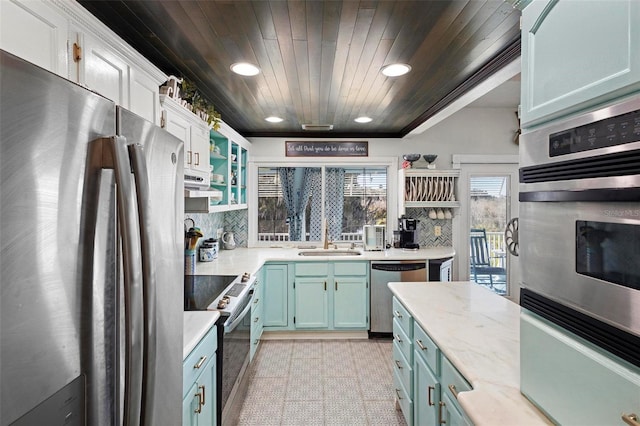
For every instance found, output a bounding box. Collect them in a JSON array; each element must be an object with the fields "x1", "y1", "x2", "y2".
[{"x1": 184, "y1": 272, "x2": 256, "y2": 425}]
